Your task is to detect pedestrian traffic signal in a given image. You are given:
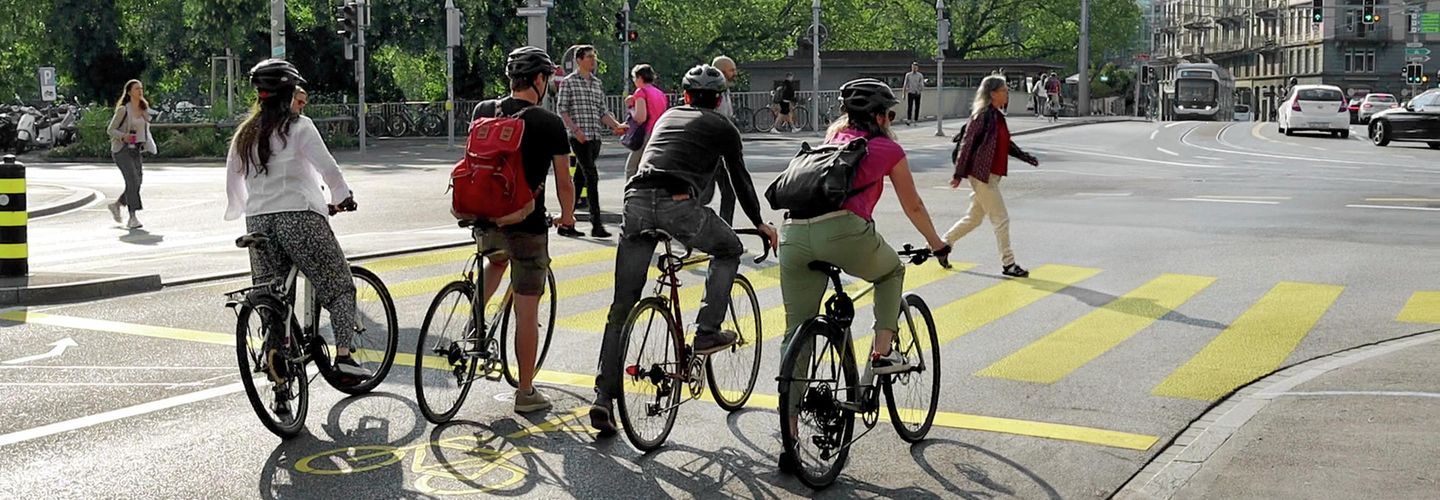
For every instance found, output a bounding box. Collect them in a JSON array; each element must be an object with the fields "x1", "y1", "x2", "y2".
[
  {"x1": 336, "y1": 2, "x2": 359, "y2": 43},
  {"x1": 1311, "y1": 0, "x2": 1323, "y2": 23},
  {"x1": 1406, "y1": 63, "x2": 1424, "y2": 84},
  {"x1": 1141, "y1": 66, "x2": 1155, "y2": 84},
  {"x1": 627, "y1": 30, "x2": 638, "y2": 42},
  {"x1": 1362, "y1": 0, "x2": 1375, "y2": 24},
  {"x1": 614, "y1": 11, "x2": 626, "y2": 42}
]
